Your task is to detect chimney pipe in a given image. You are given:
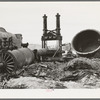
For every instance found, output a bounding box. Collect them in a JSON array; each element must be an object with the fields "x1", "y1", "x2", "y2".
[
  {"x1": 43, "y1": 14, "x2": 47, "y2": 35},
  {"x1": 56, "y1": 13, "x2": 60, "y2": 35}
]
